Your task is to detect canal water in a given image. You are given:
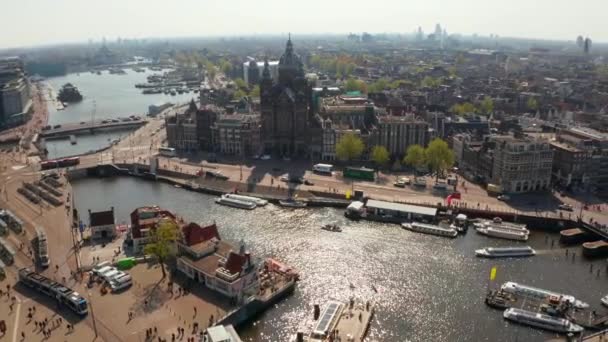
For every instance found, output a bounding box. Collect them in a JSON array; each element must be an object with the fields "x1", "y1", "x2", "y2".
[
  {"x1": 43, "y1": 69, "x2": 195, "y2": 158},
  {"x1": 72, "y1": 177, "x2": 608, "y2": 342}
]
